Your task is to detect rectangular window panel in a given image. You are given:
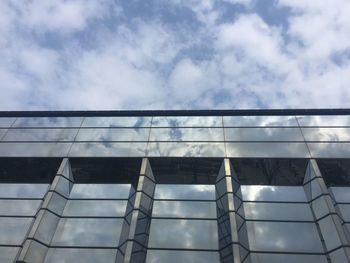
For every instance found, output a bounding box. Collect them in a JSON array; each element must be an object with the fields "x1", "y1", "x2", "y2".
[
  {"x1": 0, "y1": 247, "x2": 20, "y2": 263},
  {"x1": 302, "y1": 128, "x2": 350, "y2": 142},
  {"x1": 13, "y1": 117, "x2": 83, "y2": 128},
  {"x1": 0, "y1": 184, "x2": 48, "y2": 198},
  {"x1": 69, "y1": 184, "x2": 131, "y2": 199},
  {"x1": 336, "y1": 204, "x2": 350, "y2": 222},
  {"x1": 151, "y1": 116, "x2": 222, "y2": 127},
  {"x1": 146, "y1": 250, "x2": 220, "y2": 263},
  {"x1": 52, "y1": 218, "x2": 123, "y2": 247},
  {"x1": 0, "y1": 143, "x2": 72, "y2": 157},
  {"x1": 247, "y1": 221, "x2": 324, "y2": 253},
  {"x1": 297, "y1": 115, "x2": 350, "y2": 127},
  {"x1": 152, "y1": 201, "x2": 216, "y2": 219},
  {"x1": 148, "y1": 219, "x2": 218, "y2": 249},
  {"x1": 243, "y1": 202, "x2": 313, "y2": 221},
  {"x1": 330, "y1": 187, "x2": 350, "y2": 203},
  {"x1": 154, "y1": 185, "x2": 215, "y2": 200},
  {"x1": 226, "y1": 142, "x2": 310, "y2": 158},
  {"x1": 308, "y1": 143, "x2": 350, "y2": 158},
  {"x1": 147, "y1": 142, "x2": 225, "y2": 157},
  {"x1": 44, "y1": 248, "x2": 116, "y2": 263},
  {"x1": 224, "y1": 128, "x2": 304, "y2": 141},
  {"x1": 149, "y1": 128, "x2": 224, "y2": 142},
  {"x1": 0, "y1": 118, "x2": 16, "y2": 128},
  {"x1": 0, "y1": 200, "x2": 41, "y2": 216},
  {"x1": 63, "y1": 200, "x2": 127, "y2": 217},
  {"x1": 223, "y1": 116, "x2": 298, "y2": 127},
  {"x1": 241, "y1": 186, "x2": 307, "y2": 202},
  {"x1": 0, "y1": 217, "x2": 33, "y2": 245},
  {"x1": 0, "y1": 129, "x2": 7, "y2": 139},
  {"x1": 3, "y1": 128, "x2": 78, "y2": 142},
  {"x1": 75, "y1": 128, "x2": 149, "y2": 141},
  {"x1": 82, "y1": 117, "x2": 152, "y2": 127},
  {"x1": 249, "y1": 253, "x2": 327, "y2": 263}
]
